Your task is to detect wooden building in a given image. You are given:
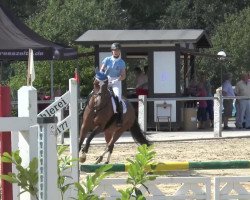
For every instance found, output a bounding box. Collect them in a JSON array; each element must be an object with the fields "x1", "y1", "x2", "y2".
[{"x1": 76, "y1": 30, "x2": 212, "y2": 130}]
